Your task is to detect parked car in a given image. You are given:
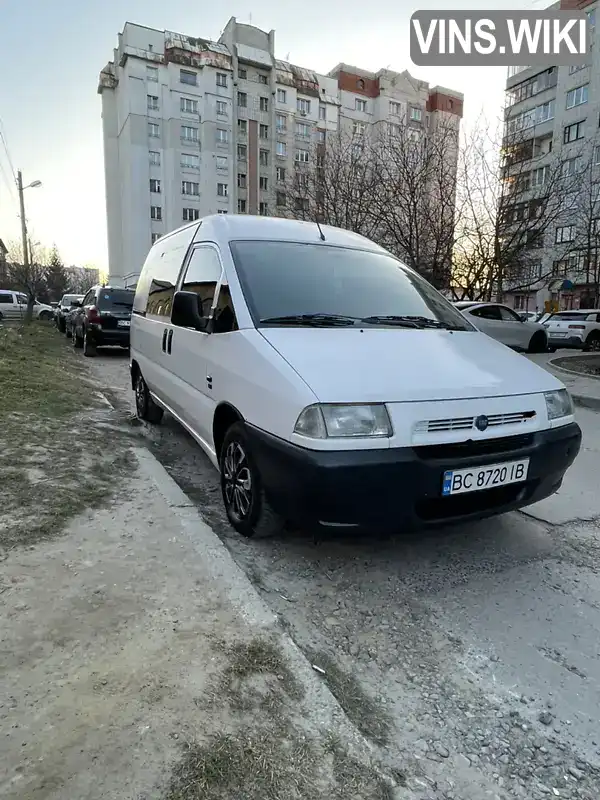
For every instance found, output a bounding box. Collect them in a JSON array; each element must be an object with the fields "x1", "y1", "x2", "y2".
[
  {"x1": 55, "y1": 294, "x2": 84, "y2": 333},
  {"x1": 129, "y1": 215, "x2": 580, "y2": 539},
  {"x1": 454, "y1": 302, "x2": 548, "y2": 353},
  {"x1": 0, "y1": 290, "x2": 54, "y2": 322},
  {"x1": 542, "y1": 310, "x2": 600, "y2": 352},
  {"x1": 518, "y1": 310, "x2": 539, "y2": 323},
  {"x1": 70, "y1": 285, "x2": 134, "y2": 356}
]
